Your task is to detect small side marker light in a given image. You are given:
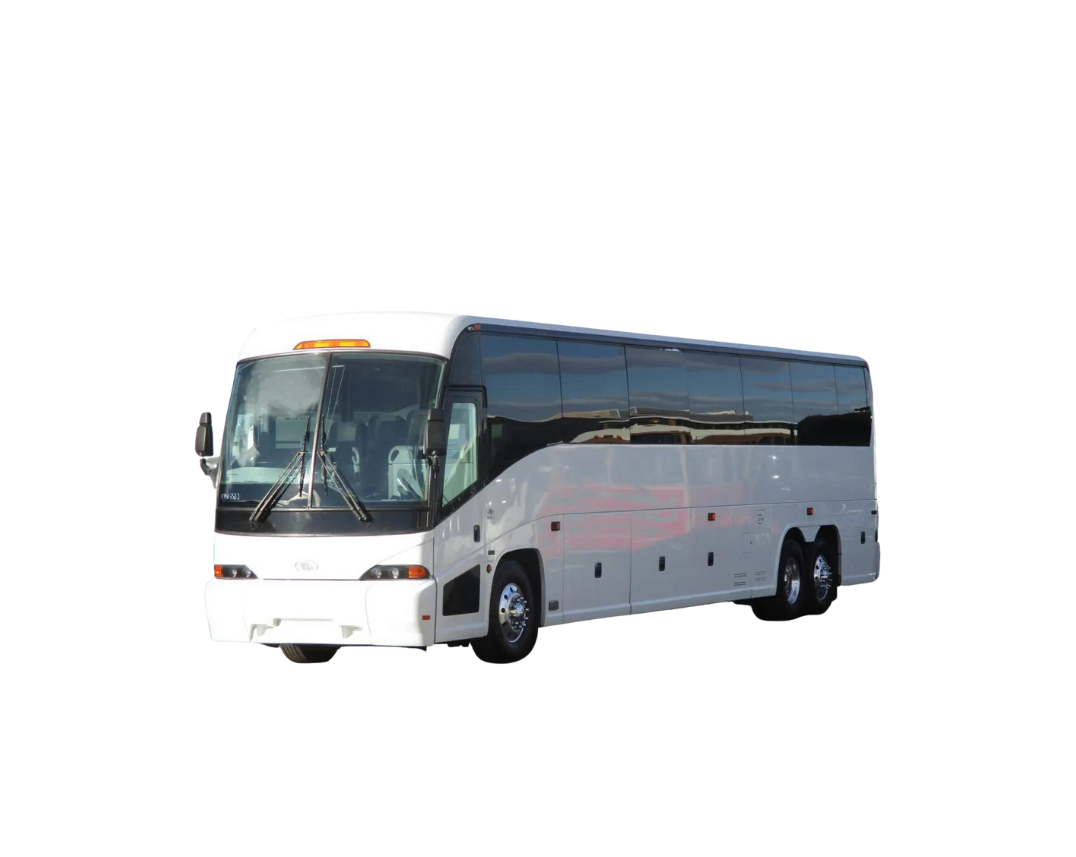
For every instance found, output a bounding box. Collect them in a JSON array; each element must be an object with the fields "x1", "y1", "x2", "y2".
[
  {"x1": 551, "y1": 521, "x2": 561, "y2": 532},
  {"x1": 707, "y1": 512, "x2": 716, "y2": 522},
  {"x1": 214, "y1": 565, "x2": 223, "y2": 578},
  {"x1": 422, "y1": 615, "x2": 431, "y2": 621},
  {"x1": 807, "y1": 507, "x2": 815, "y2": 516}
]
